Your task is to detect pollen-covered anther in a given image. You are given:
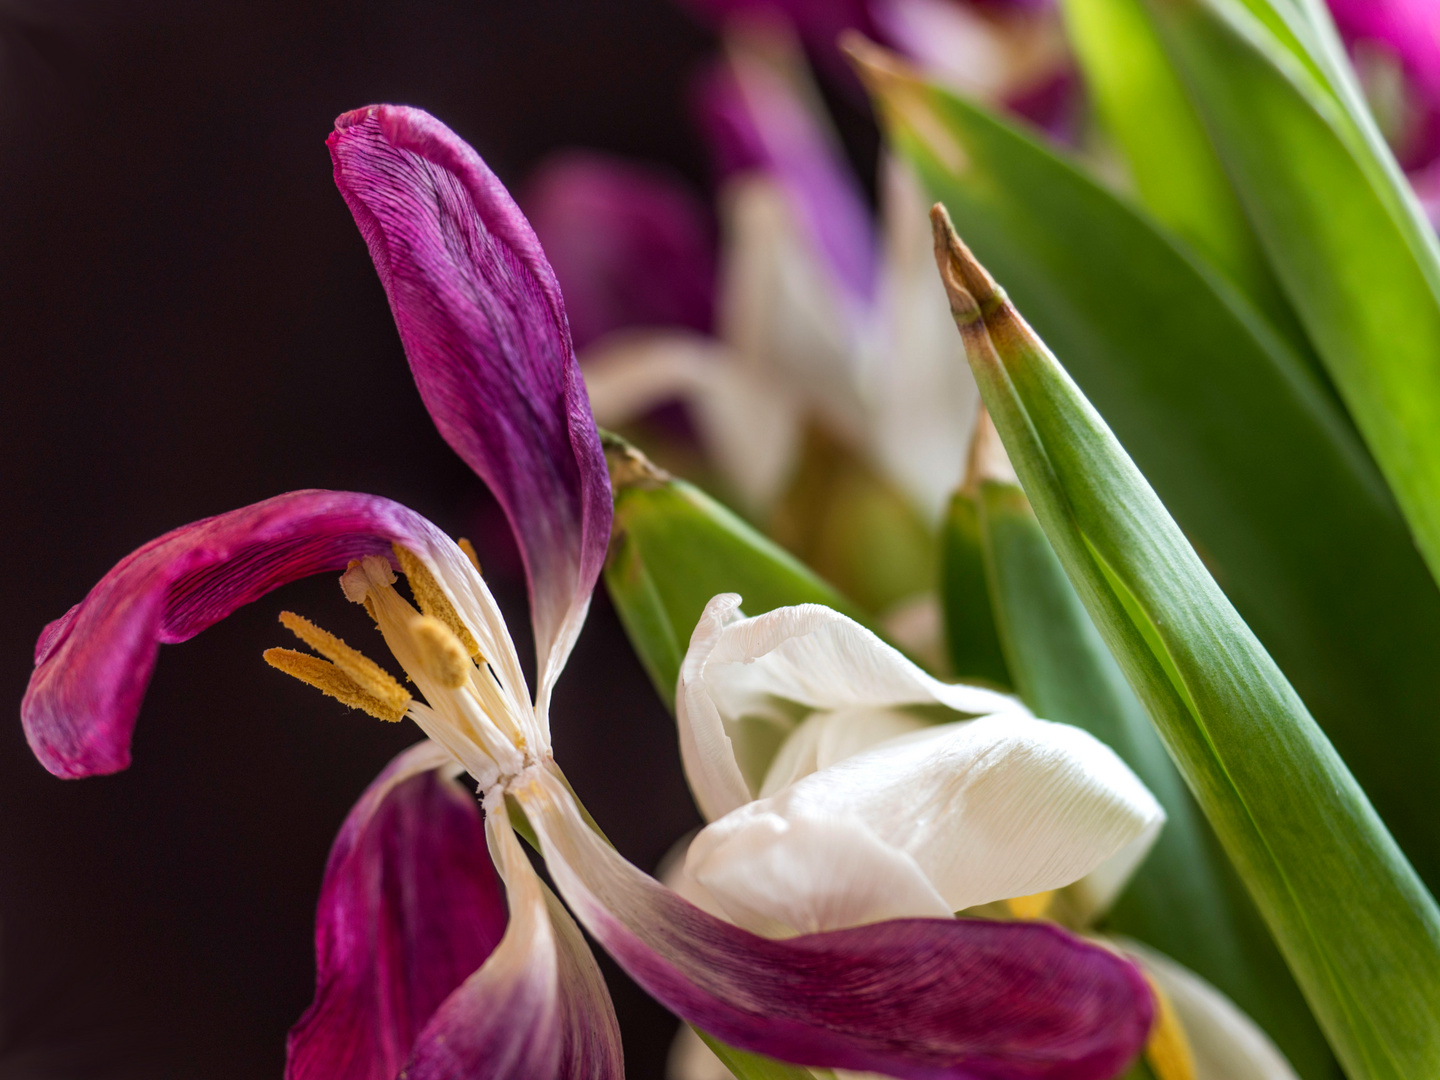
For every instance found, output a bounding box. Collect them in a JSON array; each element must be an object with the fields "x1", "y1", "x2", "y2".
[
  {"x1": 457, "y1": 537, "x2": 482, "y2": 575},
  {"x1": 1004, "y1": 890, "x2": 1055, "y2": 921},
  {"x1": 410, "y1": 614, "x2": 473, "y2": 690},
  {"x1": 264, "y1": 648, "x2": 410, "y2": 722},
  {"x1": 277, "y1": 611, "x2": 408, "y2": 703},
  {"x1": 392, "y1": 543, "x2": 482, "y2": 657}
]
